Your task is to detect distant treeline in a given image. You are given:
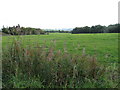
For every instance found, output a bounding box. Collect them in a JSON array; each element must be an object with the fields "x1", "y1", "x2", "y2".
[
  {"x1": 2, "y1": 24, "x2": 120, "y2": 35},
  {"x1": 45, "y1": 30, "x2": 71, "y2": 33},
  {"x1": 2, "y1": 24, "x2": 48, "y2": 35},
  {"x1": 72, "y1": 24, "x2": 120, "y2": 34}
]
